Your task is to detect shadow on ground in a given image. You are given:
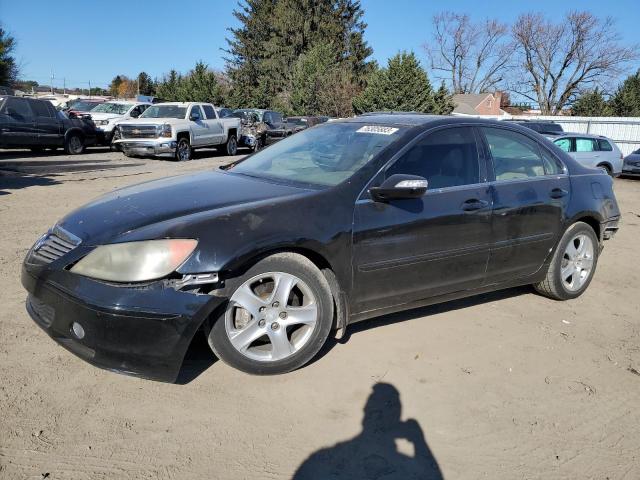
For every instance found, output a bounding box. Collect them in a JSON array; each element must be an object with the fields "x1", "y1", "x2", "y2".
[
  {"x1": 293, "y1": 383, "x2": 443, "y2": 479},
  {"x1": 176, "y1": 285, "x2": 533, "y2": 384}
]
